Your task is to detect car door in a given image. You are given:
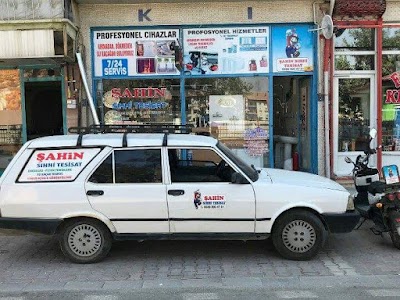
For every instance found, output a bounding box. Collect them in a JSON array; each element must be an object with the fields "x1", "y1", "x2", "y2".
[
  {"x1": 166, "y1": 147, "x2": 256, "y2": 233},
  {"x1": 85, "y1": 147, "x2": 169, "y2": 234}
]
